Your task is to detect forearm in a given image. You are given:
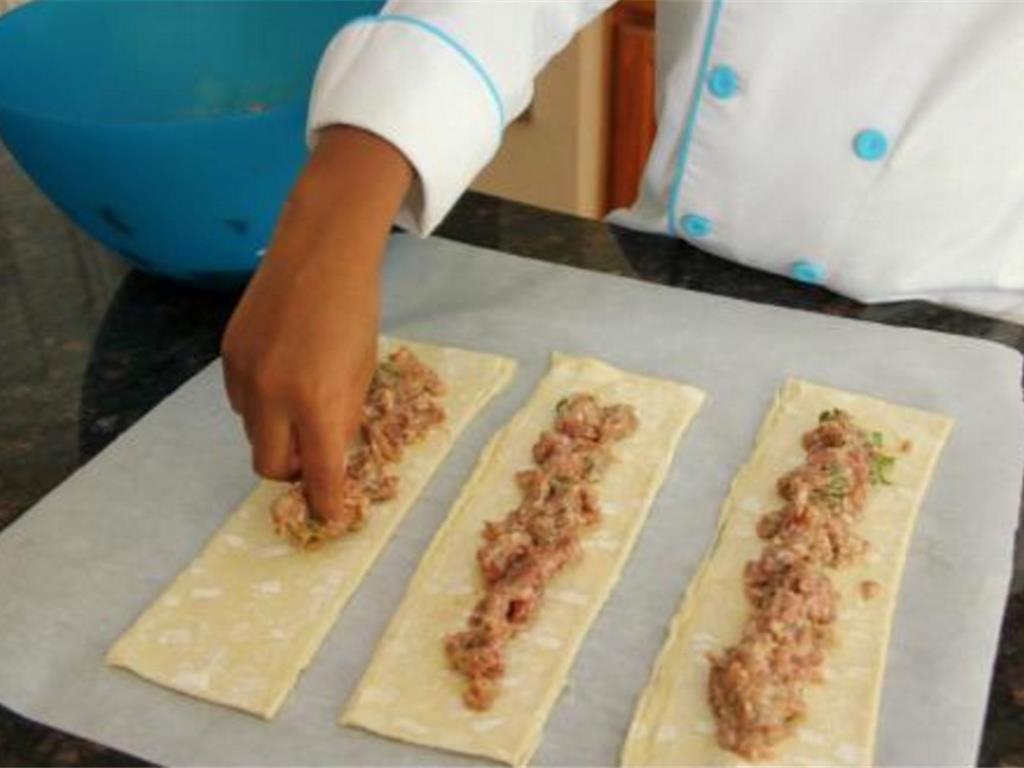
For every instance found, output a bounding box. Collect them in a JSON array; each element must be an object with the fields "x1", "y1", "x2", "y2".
[{"x1": 274, "y1": 125, "x2": 414, "y2": 277}]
